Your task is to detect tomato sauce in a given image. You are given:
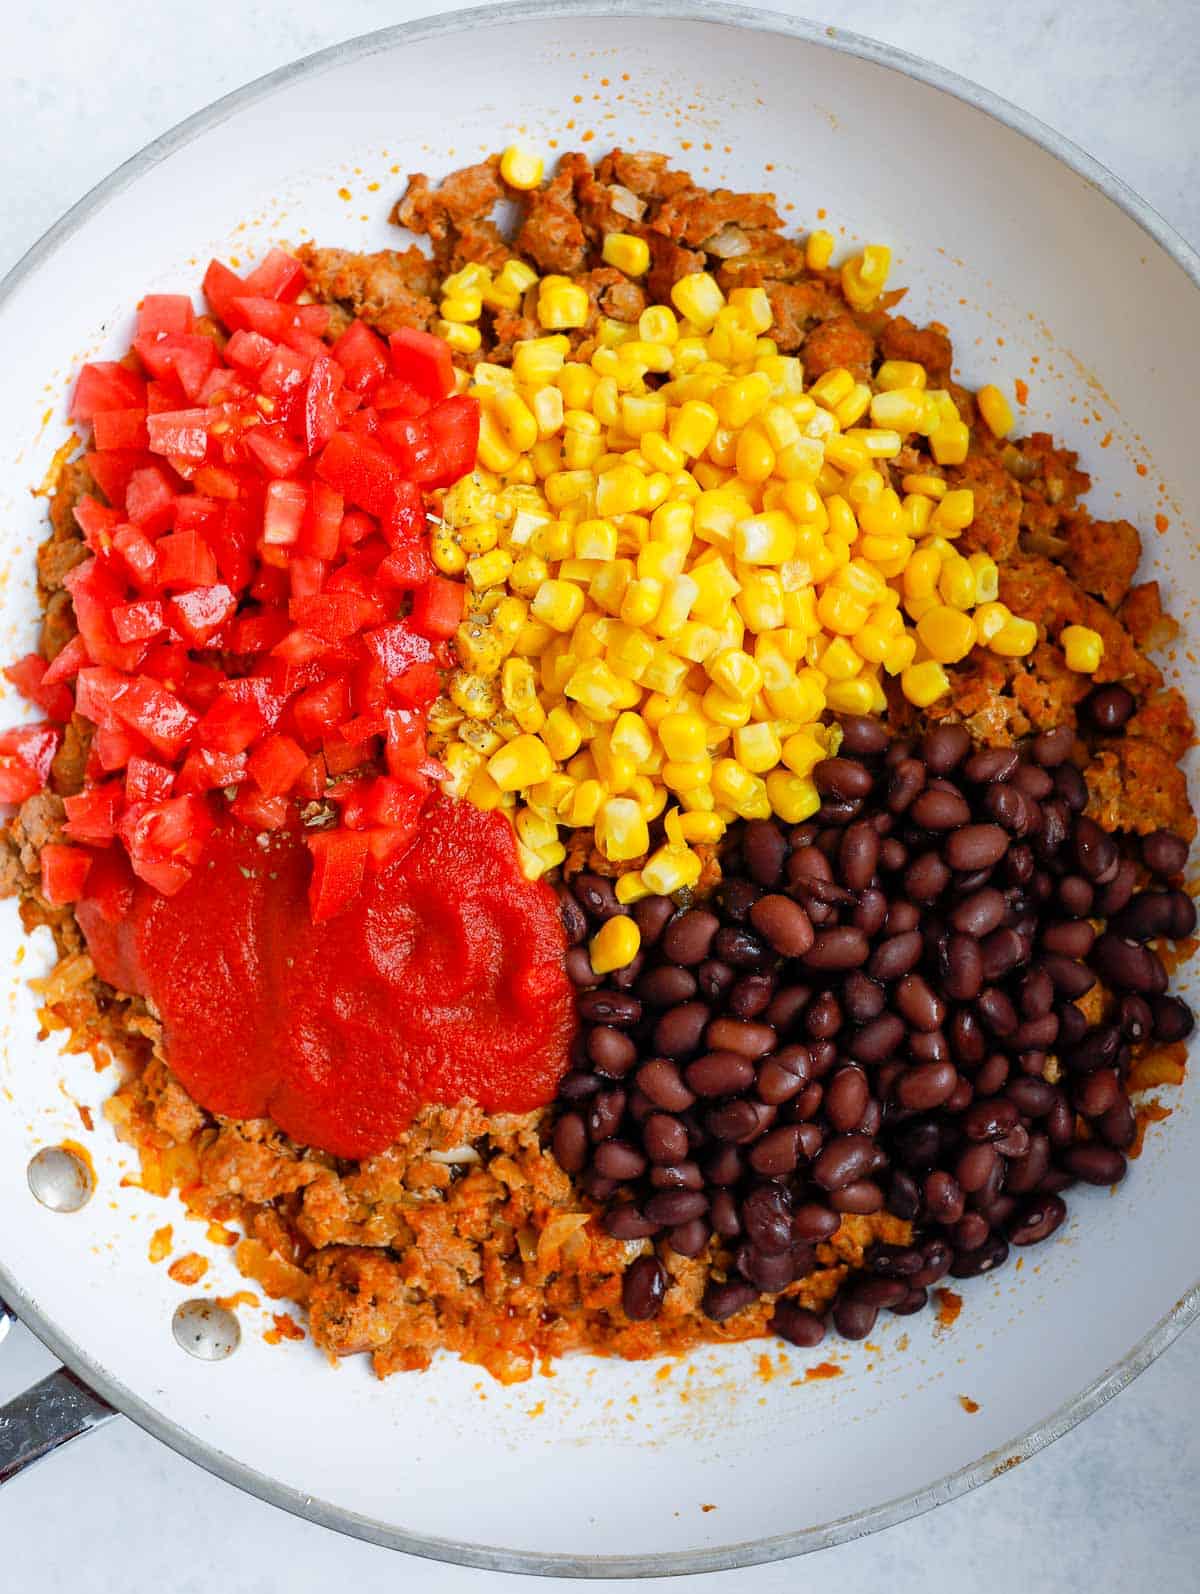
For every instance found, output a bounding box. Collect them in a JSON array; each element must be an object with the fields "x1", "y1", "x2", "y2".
[{"x1": 77, "y1": 797, "x2": 576, "y2": 1158}]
